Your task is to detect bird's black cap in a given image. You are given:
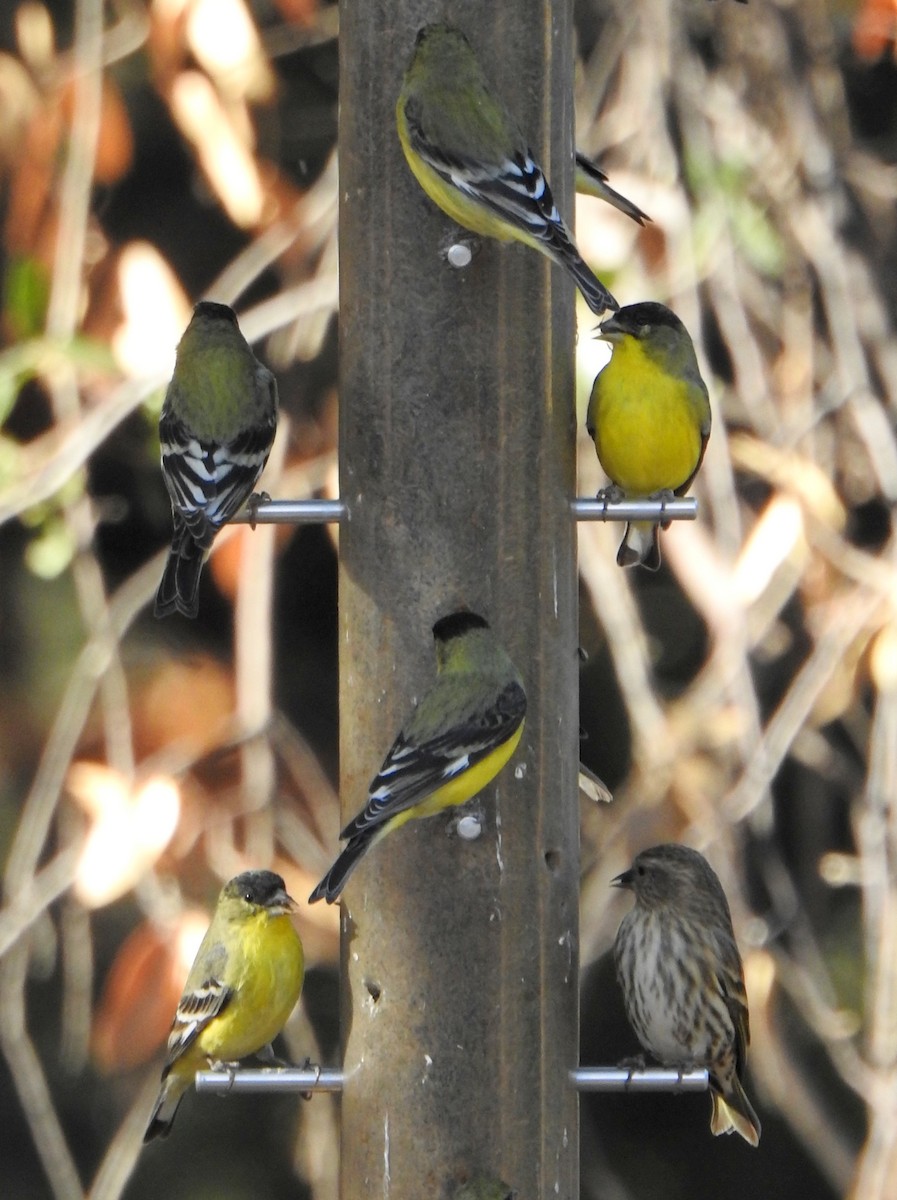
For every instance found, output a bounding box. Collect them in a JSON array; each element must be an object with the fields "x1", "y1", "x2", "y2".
[
  {"x1": 415, "y1": 22, "x2": 465, "y2": 48},
  {"x1": 225, "y1": 869, "x2": 290, "y2": 907},
  {"x1": 598, "y1": 302, "x2": 686, "y2": 340},
  {"x1": 432, "y1": 610, "x2": 490, "y2": 643},
  {"x1": 193, "y1": 300, "x2": 238, "y2": 324}
]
